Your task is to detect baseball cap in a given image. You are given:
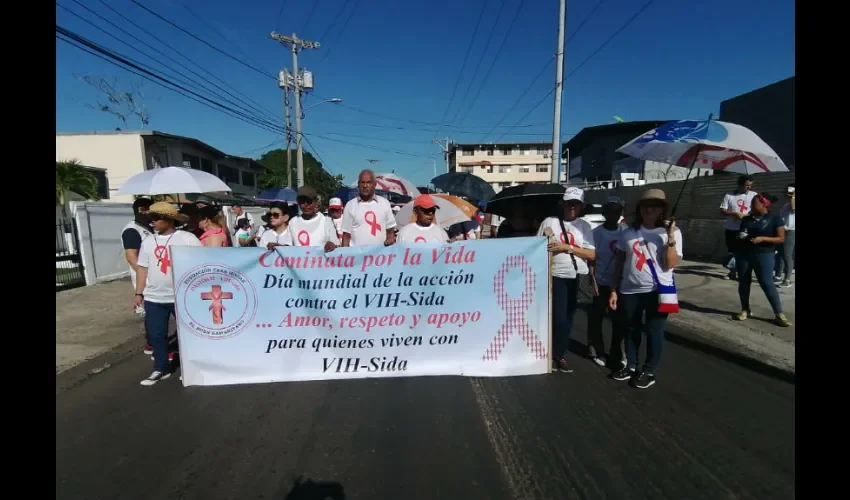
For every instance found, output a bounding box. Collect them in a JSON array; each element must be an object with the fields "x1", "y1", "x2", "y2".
[
  {"x1": 413, "y1": 194, "x2": 439, "y2": 210},
  {"x1": 328, "y1": 197, "x2": 343, "y2": 209},
  {"x1": 604, "y1": 196, "x2": 624, "y2": 207},
  {"x1": 563, "y1": 187, "x2": 585, "y2": 203},
  {"x1": 296, "y1": 186, "x2": 318, "y2": 201}
]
